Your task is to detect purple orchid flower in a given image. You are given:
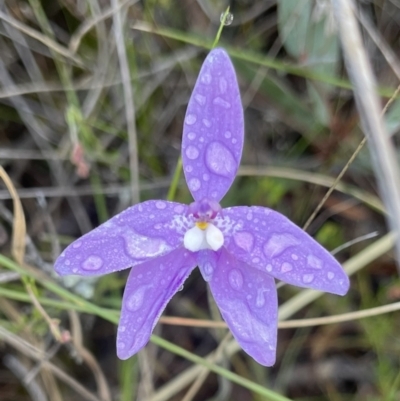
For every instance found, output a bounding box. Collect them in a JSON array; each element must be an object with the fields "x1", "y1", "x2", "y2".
[{"x1": 55, "y1": 48, "x2": 349, "y2": 366}]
